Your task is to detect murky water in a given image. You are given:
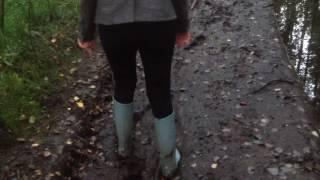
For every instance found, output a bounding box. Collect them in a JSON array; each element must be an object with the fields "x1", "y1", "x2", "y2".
[{"x1": 274, "y1": 0, "x2": 320, "y2": 109}]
